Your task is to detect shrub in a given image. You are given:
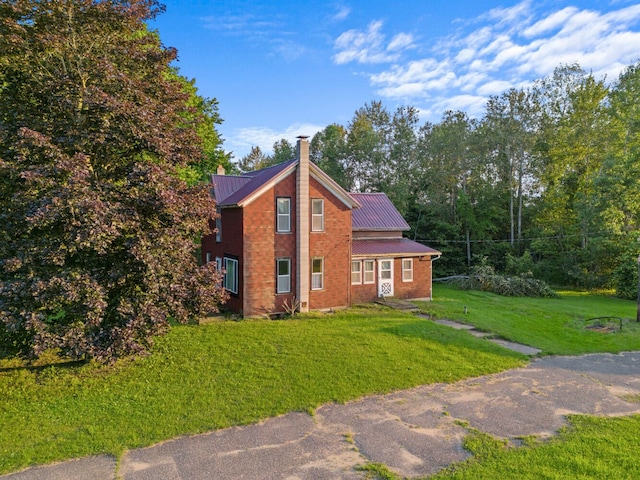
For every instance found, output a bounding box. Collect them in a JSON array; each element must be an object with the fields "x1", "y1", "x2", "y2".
[
  {"x1": 454, "y1": 263, "x2": 558, "y2": 298},
  {"x1": 612, "y1": 256, "x2": 639, "y2": 300}
]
